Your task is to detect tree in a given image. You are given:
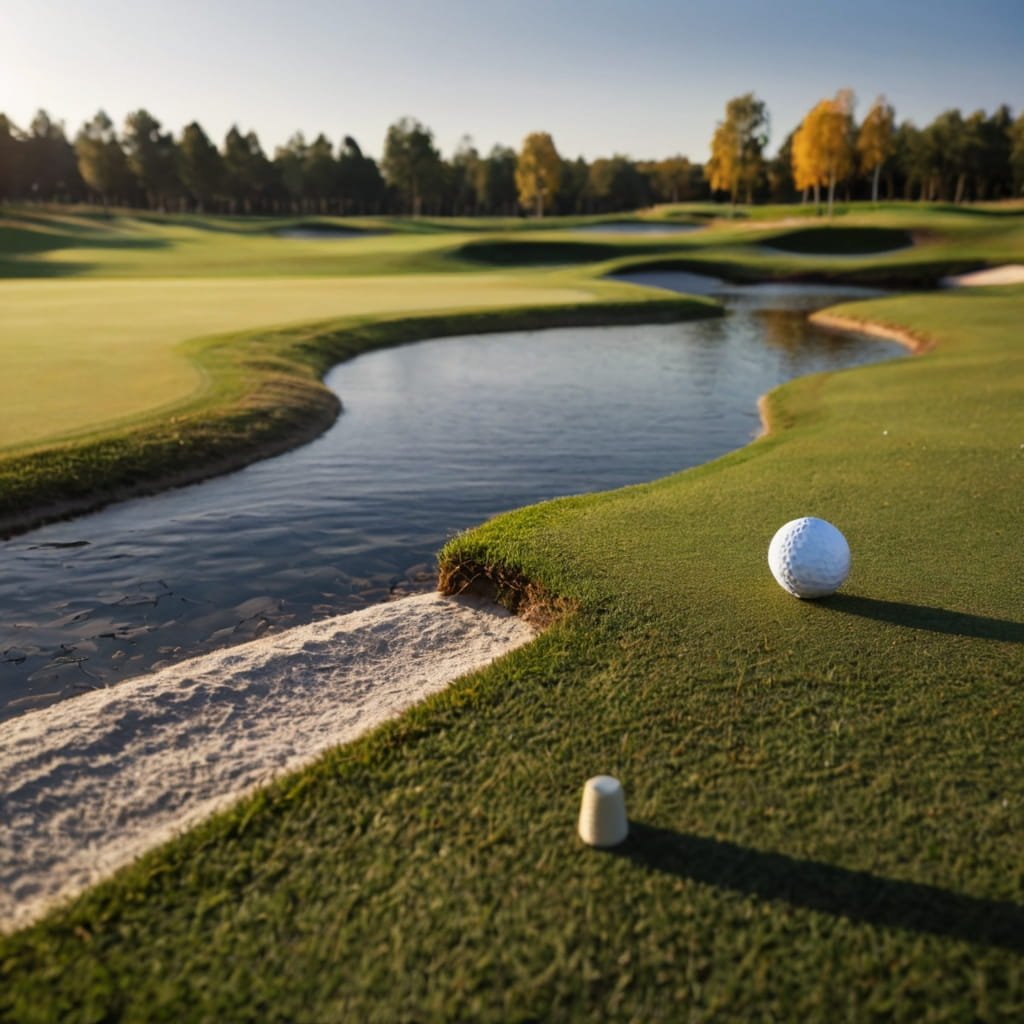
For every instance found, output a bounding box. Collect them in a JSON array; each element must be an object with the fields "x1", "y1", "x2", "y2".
[
  {"x1": 178, "y1": 121, "x2": 223, "y2": 211},
  {"x1": 0, "y1": 114, "x2": 24, "y2": 200},
  {"x1": 648, "y1": 156, "x2": 696, "y2": 204},
  {"x1": 922, "y1": 109, "x2": 969, "y2": 202},
  {"x1": 222, "y1": 127, "x2": 271, "y2": 213},
  {"x1": 966, "y1": 106, "x2": 1013, "y2": 199},
  {"x1": 1011, "y1": 111, "x2": 1024, "y2": 196},
  {"x1": 555, "y1": 155, "x2": 589, "y2": 215},
  {"x1": 766, "y1": 131, "x2": 796, "y2": 202},
  {"x1": 475, "y1": 144, "x2": 518, "y2": 214},
  {"x1": 337, "y1": 135, "x2": 385, "y2": 214},
  {"x1": 381, "y1": 117, "x2": 442, "y2": 215},
  {"x1": 448, "y1": 136, "x2": 481, "y2": 215},
  {"x1": 274, "y1": 133, "x2": 308, "y2": 211},
  {"x1": 557, "y1": 157, "x2": 590, "y2": 215},
  {"x1": 123, "y1": 110, "x2": 179, "y2": 208},
  {"x1": 588, "y1": 155, "x2": 649, "y2": 212},
  {"x1": 515, "y1": 131, "x2": 562, "y2": 217},
  {"x1": 891, "y1": 120, "x2": 928, "y2": 200},
  {"x1": 24, "y1": 110, "x2": 81, "y2": 200},
  {"x1": 857, "y1": 96, "x2": 895, "y2": 204},
  {"x1": 304, "y1": 133, "x2": 337, "y2": 212},
  {"x1": 75, "y1": 110, "x2": 130, "y2": 205},
  {"x1": 792, "y1": 90, "x2": 855, "y2": 217},
  {"x1": 705, "y1": 93, "x2": 769, "y2": 205}
]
